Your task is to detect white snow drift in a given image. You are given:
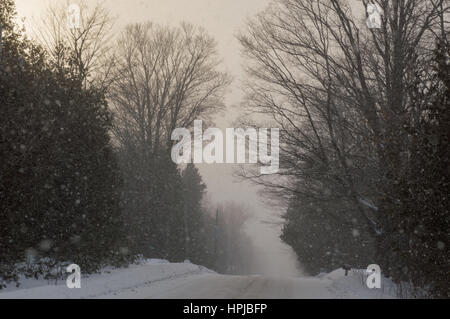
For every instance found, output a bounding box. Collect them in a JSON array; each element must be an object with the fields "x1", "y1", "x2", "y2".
[{"x1": 0, "y1": 262, "x2": 396, "y2": 299}]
